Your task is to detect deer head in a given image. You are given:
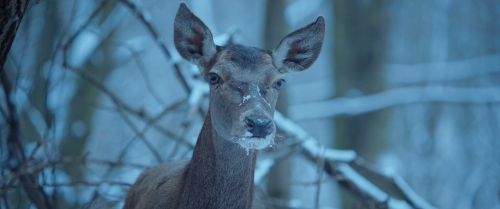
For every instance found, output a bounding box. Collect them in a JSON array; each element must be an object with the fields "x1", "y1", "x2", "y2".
[{"x1": 174, "y1": 3, "x2": 325, "y2": 150}]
